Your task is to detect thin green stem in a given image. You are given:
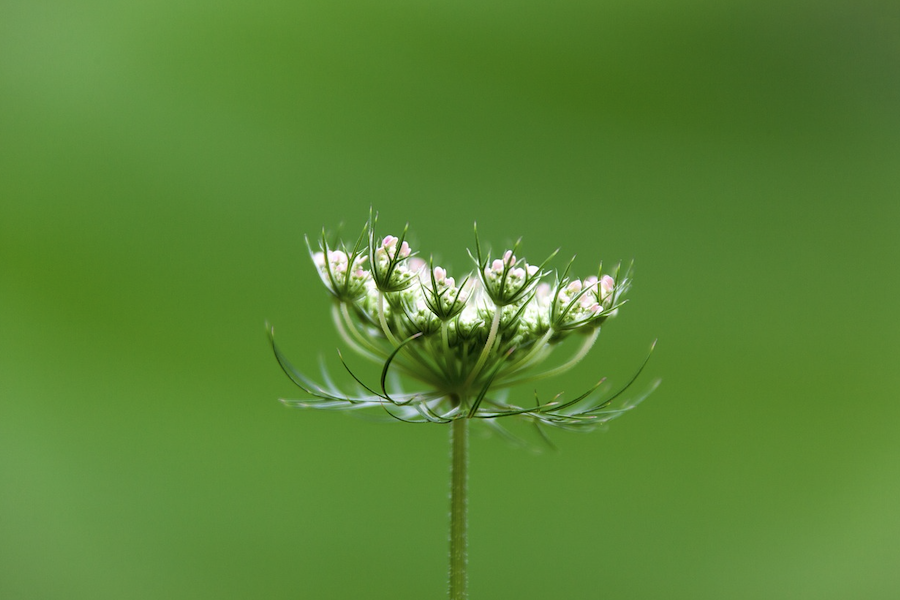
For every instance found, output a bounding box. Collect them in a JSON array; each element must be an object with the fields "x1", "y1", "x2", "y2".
[
  {"x1": 441, "y1": 321, "x2": 459, "y2": 380},
  {"x1": 337, "y1": 303, "x2": 387, "y2": 358},
  {"x1": 335, "y1": 304, "x2": 437, "y2": 383},
  {"x1": 449, "y1": 417, "x2": 468, "y2": 600},
  {"x1": 501, "y1": 327, "x2": 554, "y2": 378},
  {"x1": 464, "y1": 304, "x2": 501, "y2": 388},
  {"x1": 378, "y1": 291, "x2": 400, "y2": 347},
  {"x1": 503, "y1": 327, "x2": 600, "y2": 387},
  {"x1": 426, "y1": 334, "x2": 454, "y2": 382},
  {"x1": 330, "y1": 305, "x2": 379, "y2": 362}
]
